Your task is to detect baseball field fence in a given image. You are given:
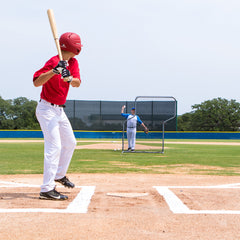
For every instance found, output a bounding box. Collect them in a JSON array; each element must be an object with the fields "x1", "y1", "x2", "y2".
[{"x1": 64, "y1": 99, "x2": 177, "y2": 133}]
